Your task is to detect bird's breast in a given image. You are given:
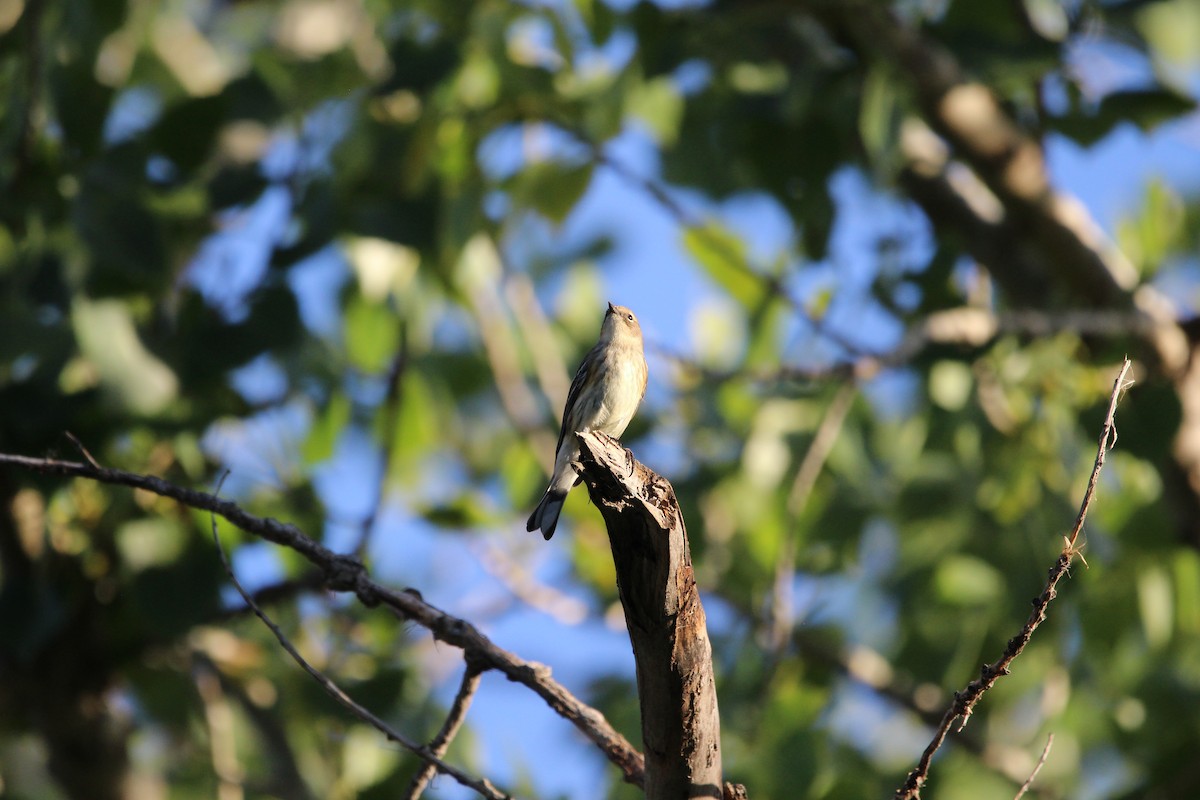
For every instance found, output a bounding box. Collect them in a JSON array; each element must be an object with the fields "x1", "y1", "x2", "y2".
[{"x1": 597, "y1": 351, "x2": 646, "y2": 436}]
